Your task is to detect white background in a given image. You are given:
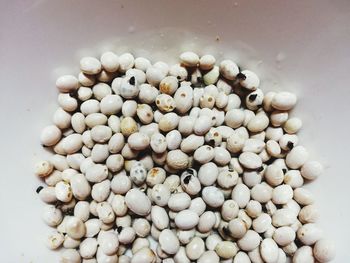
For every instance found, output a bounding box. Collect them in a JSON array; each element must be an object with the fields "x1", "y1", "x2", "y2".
[{"x1": 0, "y1": 0, "x2": 349, "y2": 262}]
